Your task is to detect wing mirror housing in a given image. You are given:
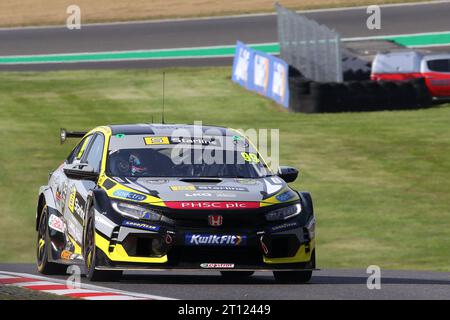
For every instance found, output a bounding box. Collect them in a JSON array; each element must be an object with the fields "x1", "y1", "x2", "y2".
[
  {"x1": 277, "y1": 166, "x2": 299, "y2": 183},
  {"x1": 63, "y1": 163, "x2": 99, "y2": 182}
]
